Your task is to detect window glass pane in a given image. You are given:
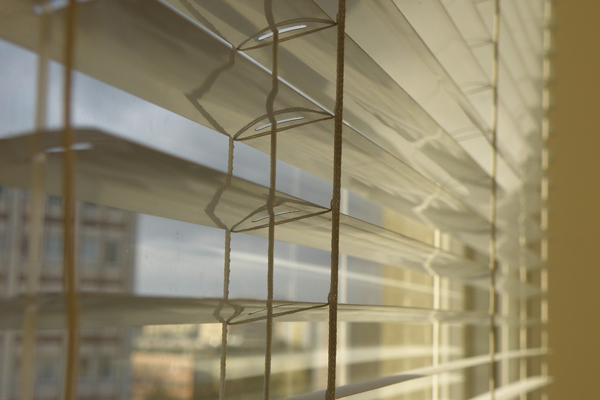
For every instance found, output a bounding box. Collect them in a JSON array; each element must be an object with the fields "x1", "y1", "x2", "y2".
[
  {"x1": 105, "y1": 240, "x2": 119, "y2": 267},
  {"x1": 80, "y1": 236, "x2": 99, "y2": 267},
  {"x1": 44, "y1": 234, "x2": 62, "y2": 265},
  {"x1": 0, "y1": 1, "x2": 549, "y2": 398}
]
